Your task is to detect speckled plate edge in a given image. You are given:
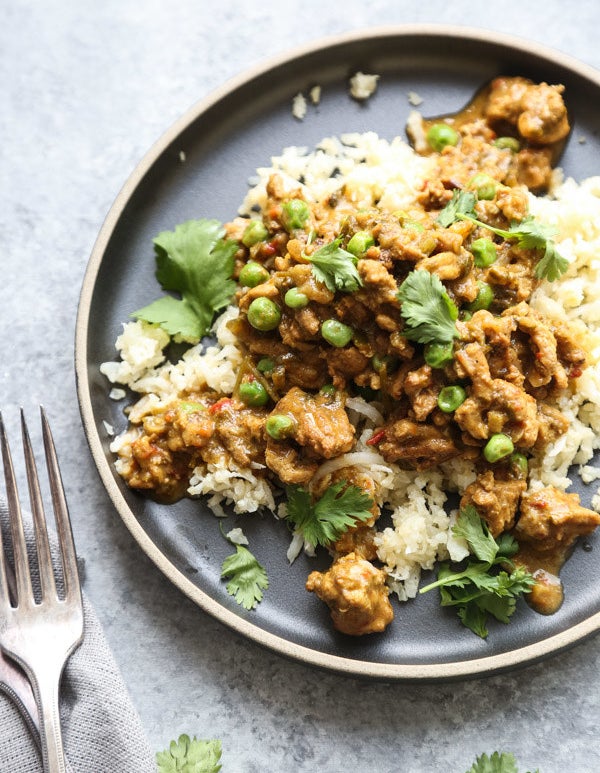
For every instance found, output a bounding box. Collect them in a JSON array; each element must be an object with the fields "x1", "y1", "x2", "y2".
[{"x1": 75, "y1": 24, "x2": 600, "y2": 681}]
